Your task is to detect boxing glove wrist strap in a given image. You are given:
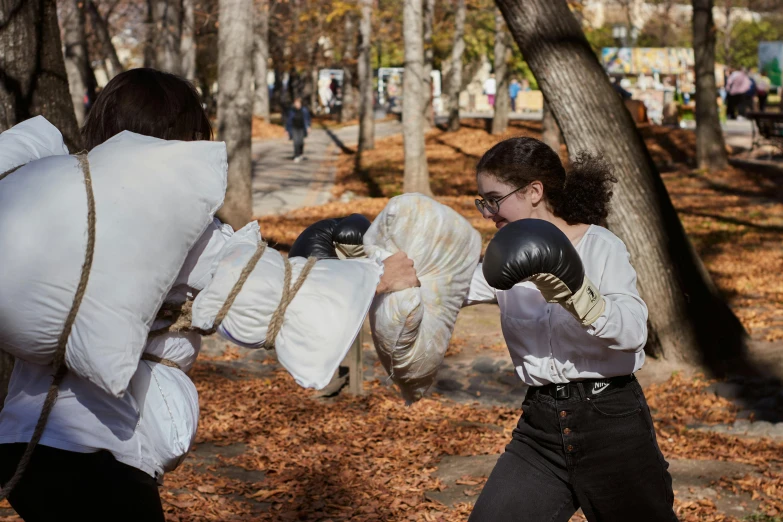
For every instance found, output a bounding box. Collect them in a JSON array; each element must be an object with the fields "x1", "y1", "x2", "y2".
[{"x1": 528, "y1": 273, "x2": 606, "y2": 326}]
